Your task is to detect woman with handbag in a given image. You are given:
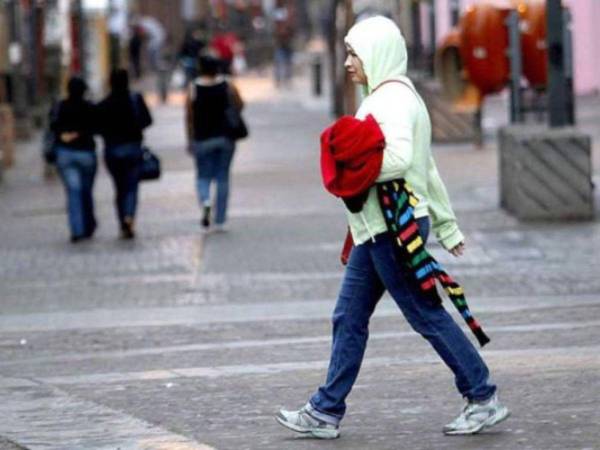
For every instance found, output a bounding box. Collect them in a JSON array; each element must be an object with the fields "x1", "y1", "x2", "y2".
[
  {"x1": 186, "y1": 54, "x2": 246, "y2": 231},
  {"x1": 97, "y1": 69, "x2": 153, "y2": 239},
  {"x1": 50, "y1": 77, "x2": 98, "y2": 243}
]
